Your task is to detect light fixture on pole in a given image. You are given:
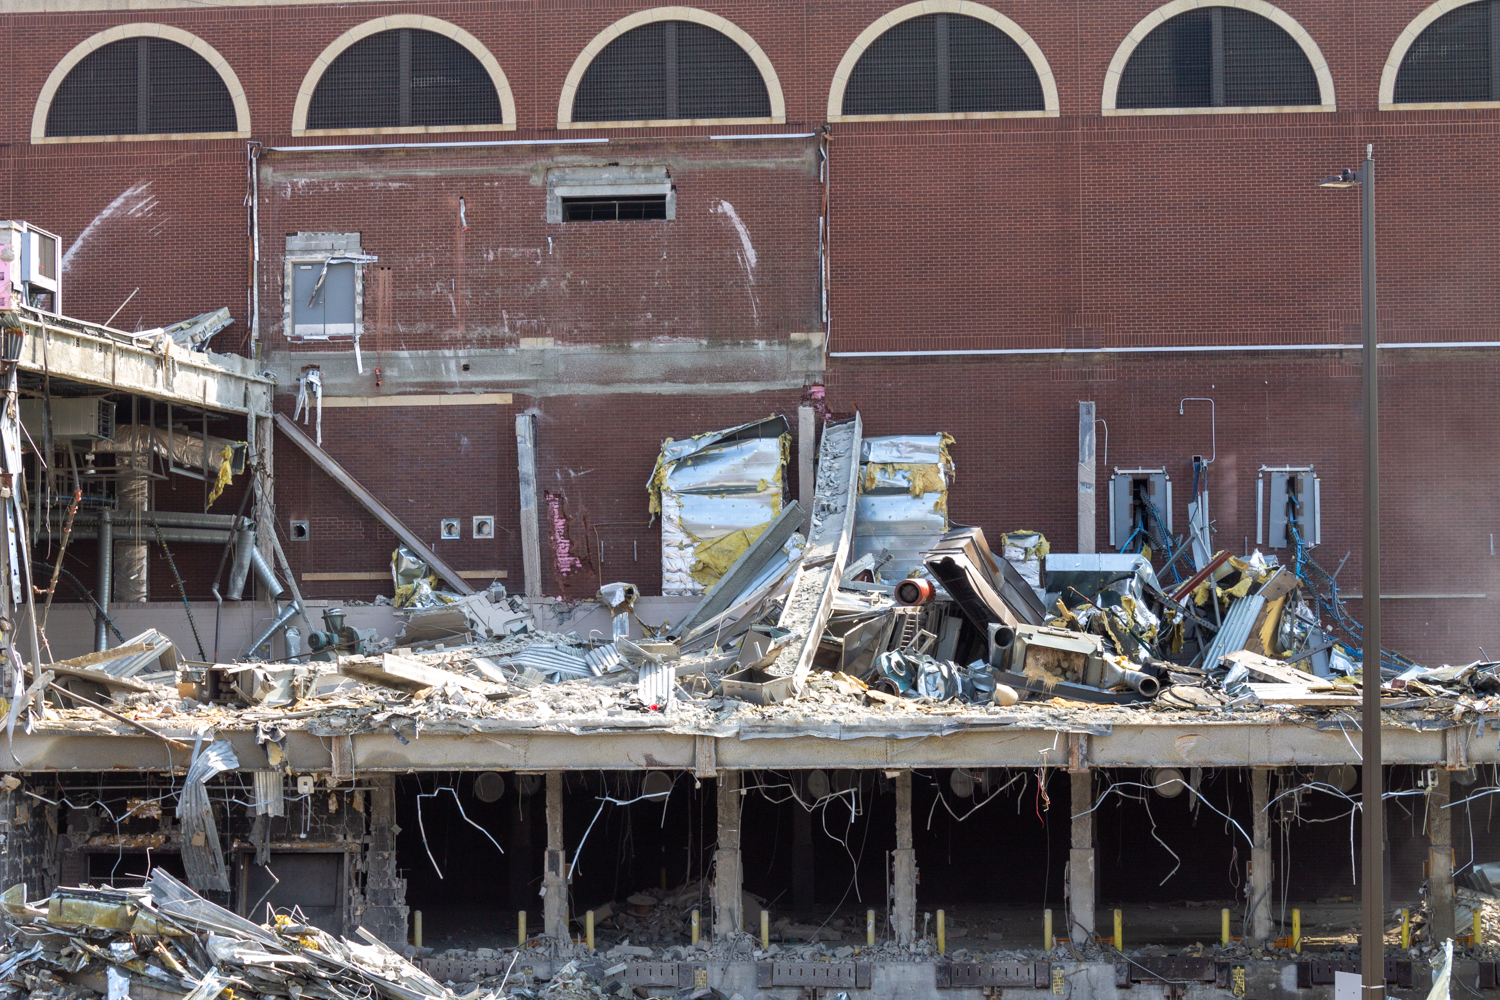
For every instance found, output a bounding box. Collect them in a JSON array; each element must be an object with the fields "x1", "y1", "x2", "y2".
[{"x1": 1317, "y1": 143, "x2": 1382, "y2": 1000}]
